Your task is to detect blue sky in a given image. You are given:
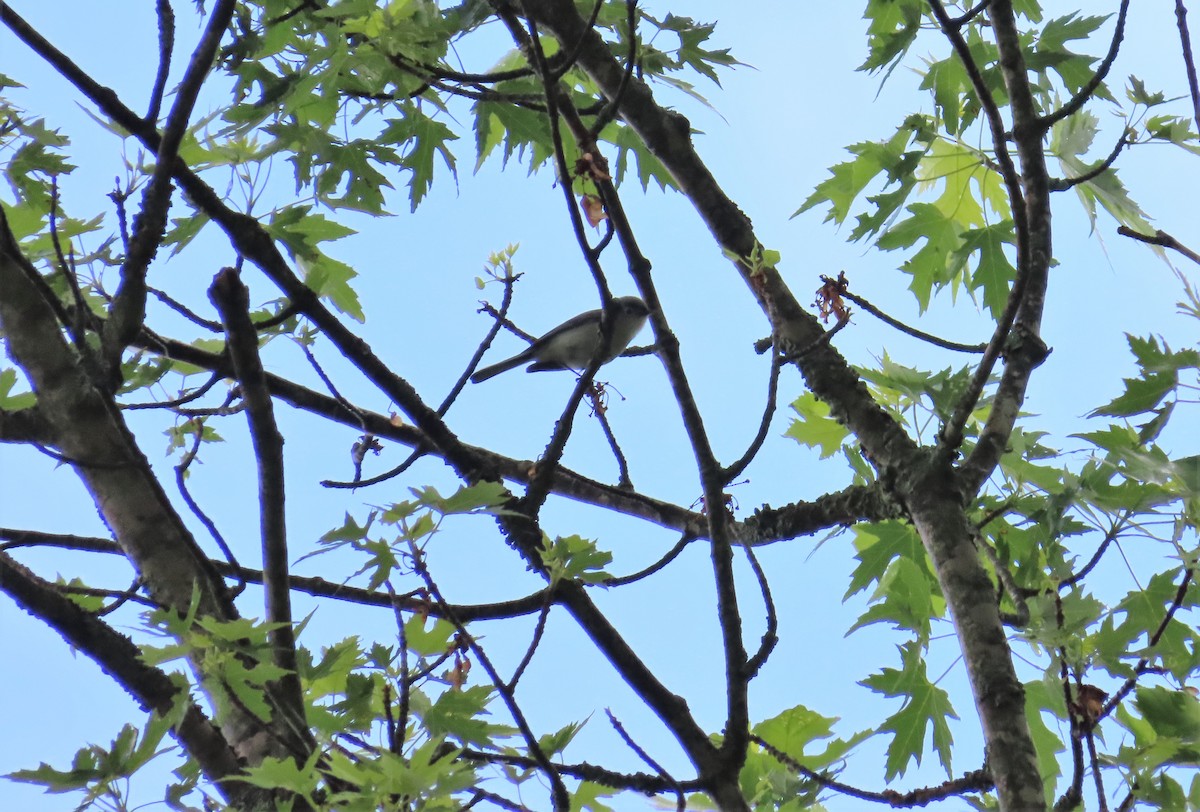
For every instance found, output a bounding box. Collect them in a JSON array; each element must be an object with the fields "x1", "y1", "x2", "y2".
[{"x1": 2, "y1": 2, "x2": 1199, "y2": 809}]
